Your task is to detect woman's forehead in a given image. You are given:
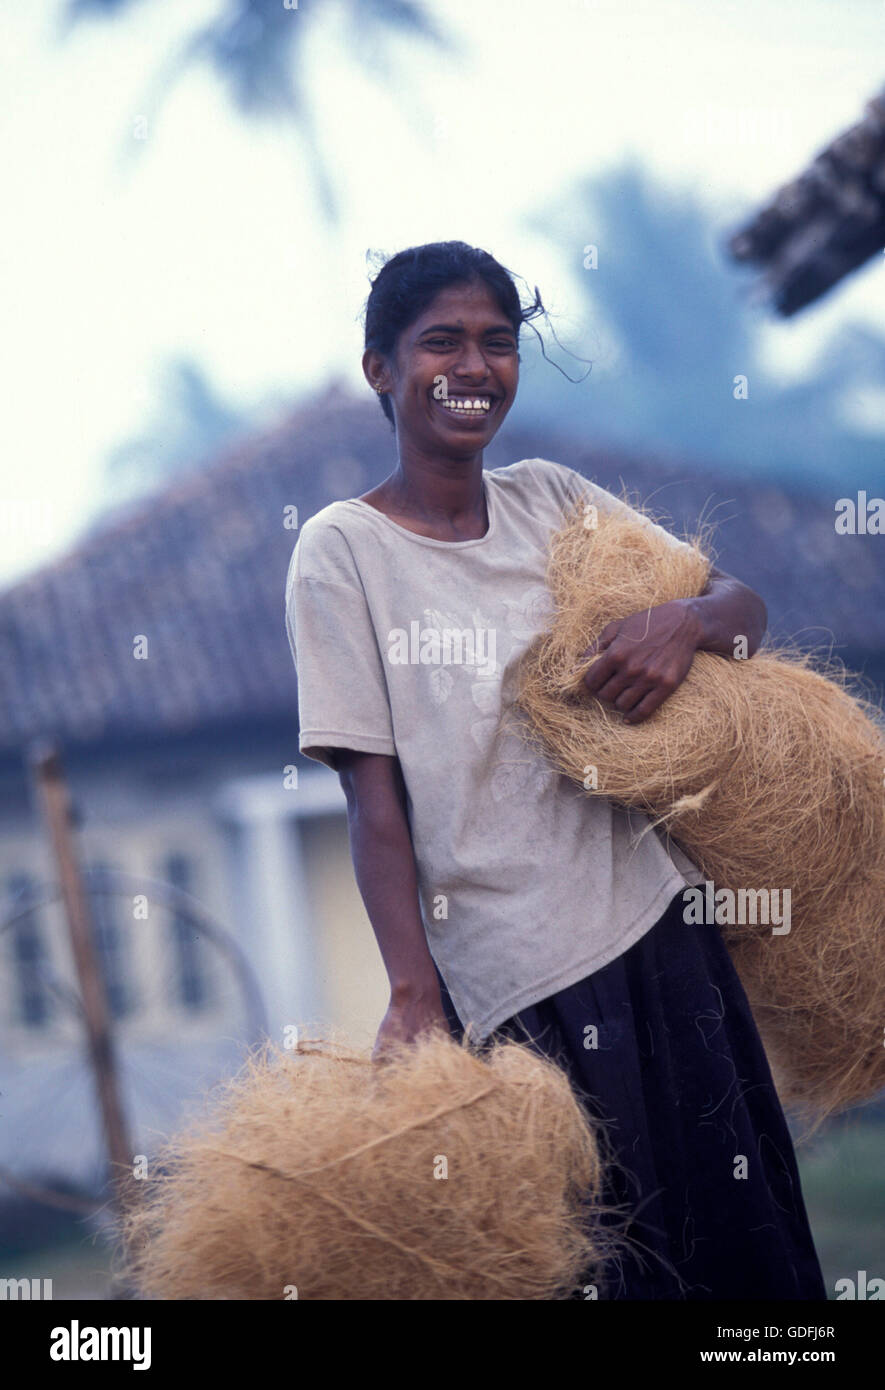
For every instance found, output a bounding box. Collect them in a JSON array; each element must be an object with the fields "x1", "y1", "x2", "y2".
[{"x1": 410, "y1": 282, "x2": 513, "y2": 332}]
